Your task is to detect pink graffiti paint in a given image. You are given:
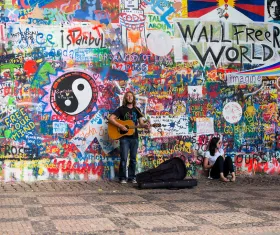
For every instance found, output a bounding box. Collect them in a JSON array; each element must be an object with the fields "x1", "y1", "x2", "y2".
[{"x1": 0, "y1": 24, "x2": 4, "y2": 41}]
